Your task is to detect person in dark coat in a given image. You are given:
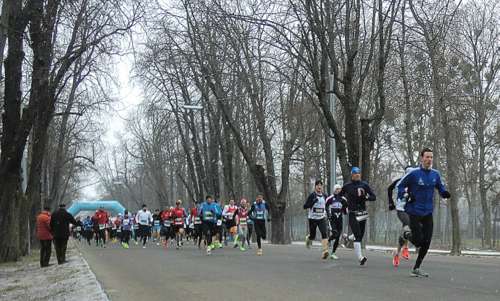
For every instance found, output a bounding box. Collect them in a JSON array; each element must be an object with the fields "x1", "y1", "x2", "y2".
[
  {"x1": 50, "y1": 203, "x2": 77, "y2": 264},
  {"x1": 36, "y1": 206, "x2": 53, "y2": 267}
]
